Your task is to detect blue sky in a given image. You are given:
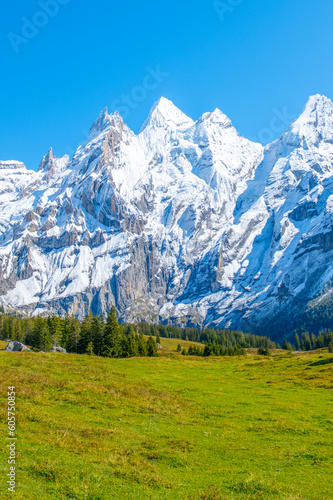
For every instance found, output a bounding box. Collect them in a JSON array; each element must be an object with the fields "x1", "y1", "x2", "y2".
[{"x1": 1, "y1": 0, "x2": 332, "y2": 170}]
